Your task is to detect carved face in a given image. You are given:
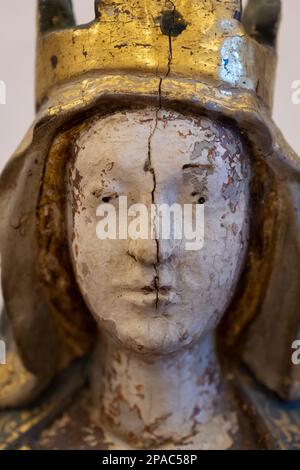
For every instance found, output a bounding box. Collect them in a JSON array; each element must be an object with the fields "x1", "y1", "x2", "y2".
[{"x1": 67, "y1": 108, "x2": 250, "y2": 354}]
